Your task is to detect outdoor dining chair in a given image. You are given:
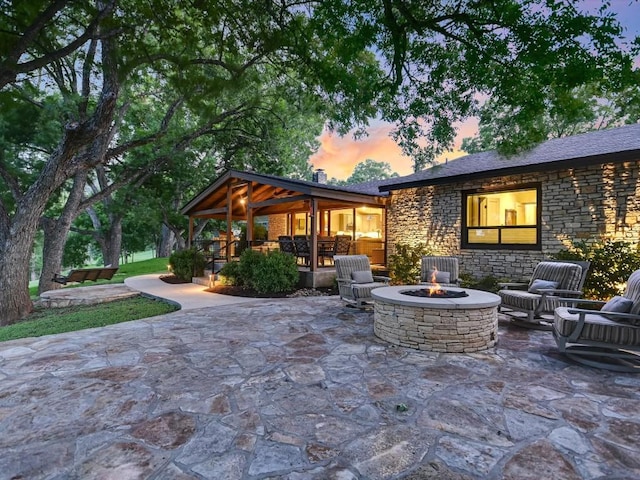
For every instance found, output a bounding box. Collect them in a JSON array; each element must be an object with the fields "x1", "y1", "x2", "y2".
[
  {"x1": 322, "y1": 235, "x2": 351, "y2": 265},
  {"x1": 278, "y1": 236, "x2": 295, "y2": 256},
  {"x1": 293, "y1": 235, "x2": 311, "y2": 265}
]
